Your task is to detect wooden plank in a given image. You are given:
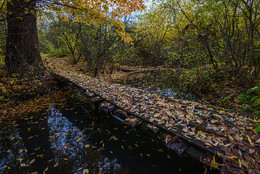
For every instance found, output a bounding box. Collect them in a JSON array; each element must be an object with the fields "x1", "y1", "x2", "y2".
[{"x1": 50, "y1": 72, "x2": 241, "y2": 172}]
